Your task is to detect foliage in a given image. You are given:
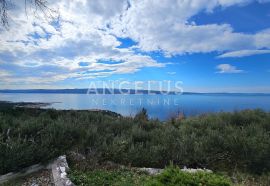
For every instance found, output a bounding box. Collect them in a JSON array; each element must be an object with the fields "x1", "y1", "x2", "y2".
[
  {"x1": 69, "y1": 166, "x2": 232, "y2": 186},
  {"x1": 227, "y1": 172, "x2": 270, "y2": 186},
  {"x1": 0, "y1": 105, "x2": 270, "y2": 176},
  {"x1": 134, "y1": 107, "x2": 148, "y2": 122},
  {"x1": 145, "y1": 165, "x2": 232, "y2": 186},
  {"x1": 69, "y1": 168, "x2": 150, "y2": 186}
]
